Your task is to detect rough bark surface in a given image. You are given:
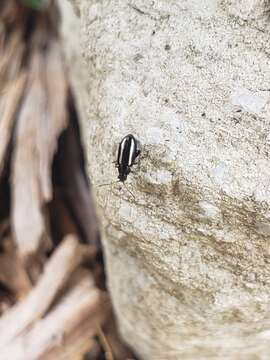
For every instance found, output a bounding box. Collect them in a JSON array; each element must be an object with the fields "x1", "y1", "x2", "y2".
[{"x1": 64, "y1": 0, "x2": 270, "y2": 358}]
